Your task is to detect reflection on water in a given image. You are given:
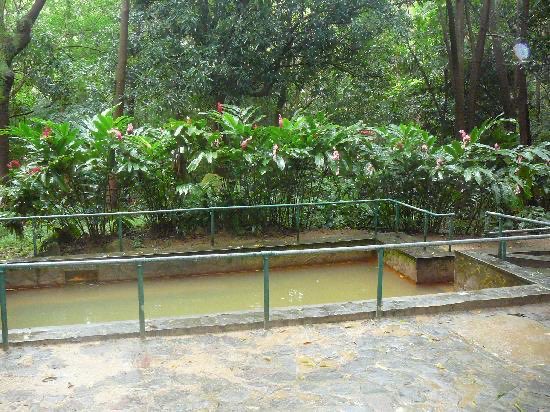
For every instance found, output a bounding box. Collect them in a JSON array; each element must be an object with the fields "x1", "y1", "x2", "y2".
[{"x1": 7, "y1": 260, "x2": 453, "y2": 329}]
